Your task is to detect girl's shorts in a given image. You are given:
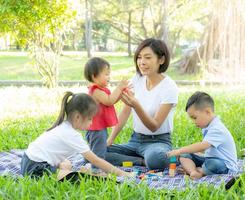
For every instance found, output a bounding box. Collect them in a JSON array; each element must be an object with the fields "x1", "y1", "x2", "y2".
[{"x1": 21, "y1": 153, "x2": 57, "y2": 178}]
